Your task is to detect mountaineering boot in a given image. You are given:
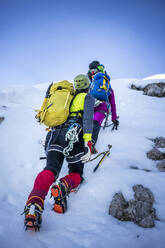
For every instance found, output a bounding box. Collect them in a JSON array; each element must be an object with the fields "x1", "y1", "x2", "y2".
[
  {"x1": 24, "y1": 203, "x2": 43, "y2": 231},
  {"x1": 51, "y1": 182, "x2": 70, "y2": 214}
]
